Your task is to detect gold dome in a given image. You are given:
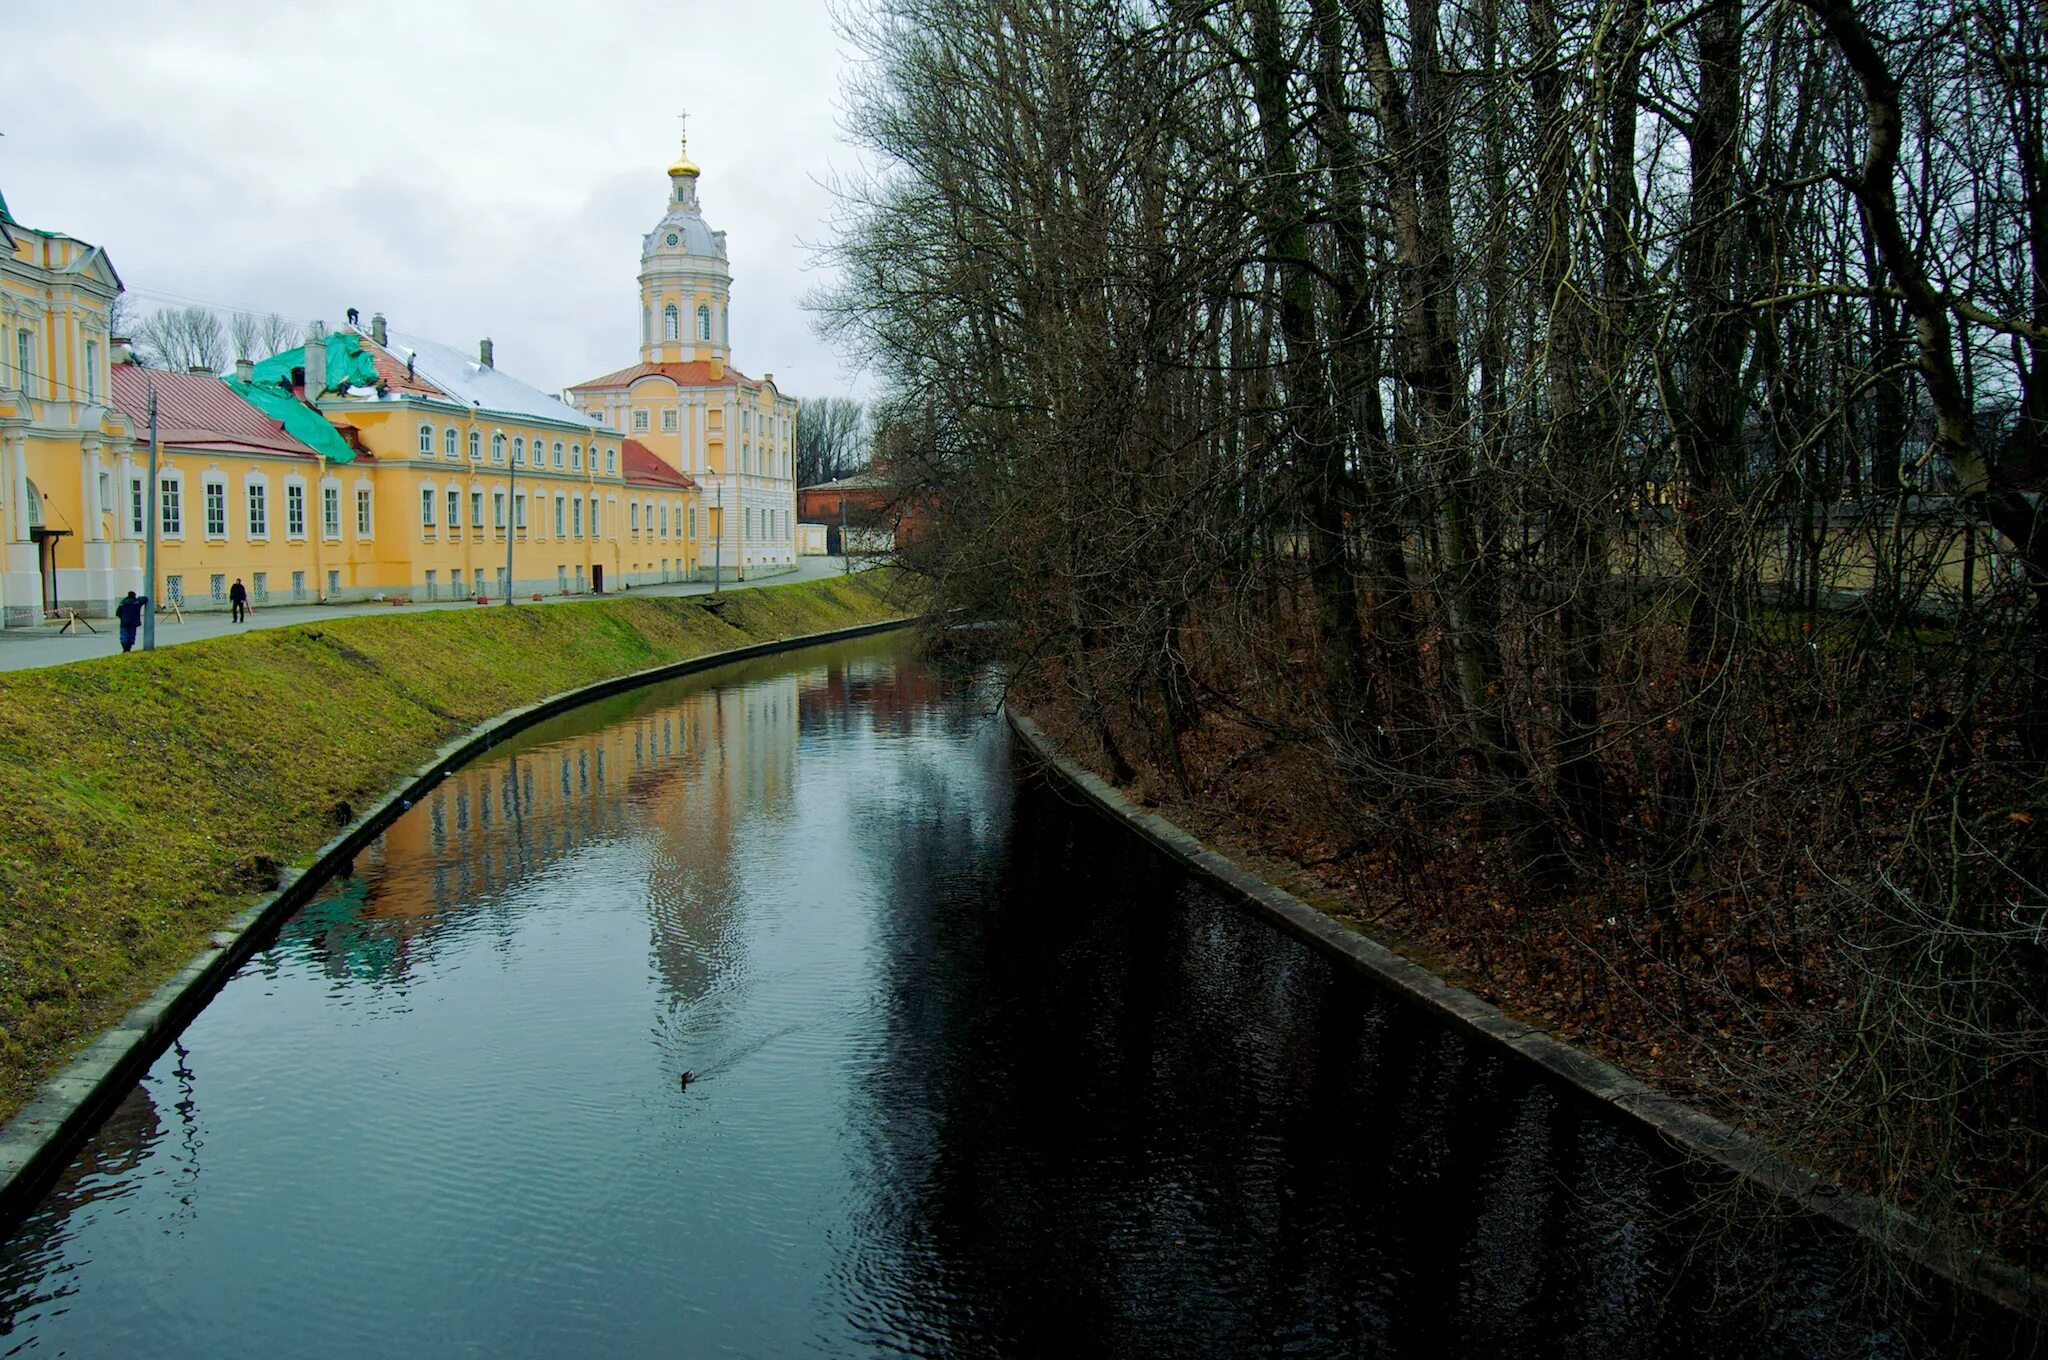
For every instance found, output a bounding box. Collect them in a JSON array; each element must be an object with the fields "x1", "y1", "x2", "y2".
[{"x1": 666, "y1": 139, "x2": 701, "y2": 179}]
